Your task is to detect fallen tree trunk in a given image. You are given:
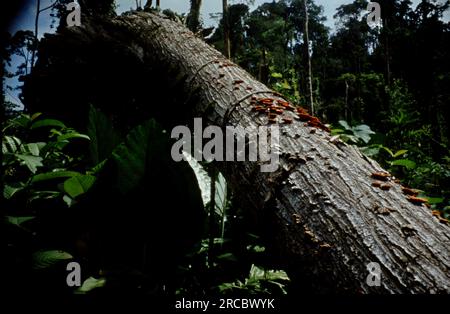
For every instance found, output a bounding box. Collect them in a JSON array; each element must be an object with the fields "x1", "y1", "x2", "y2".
[{"x1": 25, "y1": 11, "x2": 450, "y2": 293}]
